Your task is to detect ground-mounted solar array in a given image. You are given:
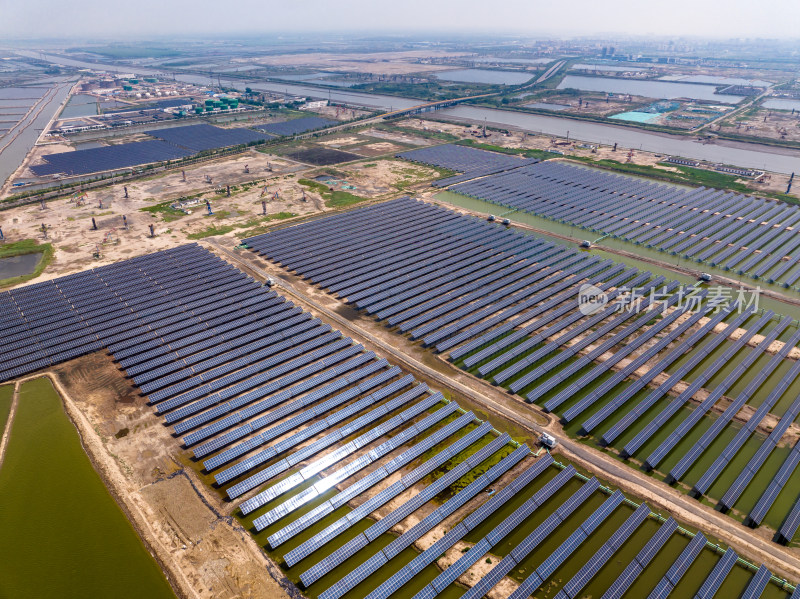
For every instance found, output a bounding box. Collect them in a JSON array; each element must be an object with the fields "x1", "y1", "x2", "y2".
[
  {"x1": 30, "y1": 140, "x2": 193, "y2": 176},
  {"x1": 147, "y1": 123, "x2": 274, "y2": 152},
  {"x1": 395, "y1": 143, "x2": 539, "y2": 186},
  {"x1": 245, "y1": 196, "x2": 800, "y2": 549},
  {"x1": 436, "y1": 159, "x2": 800, "y2": 288},
  {"x1": 256, "y1": 116, "x2": 338, "y2": 137},
  {"x1": 1, "y1": 241, "x2": 795, "y2": 598},
  {"x1": 30, "y1": 123, "x2": 273, "y2": 177},
  {"x1": 0, "y1": 243, "x2": 261, "y2": 382},
  {"x1": 112, "y1": 98, "x2": 193, "y2": 112}
]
